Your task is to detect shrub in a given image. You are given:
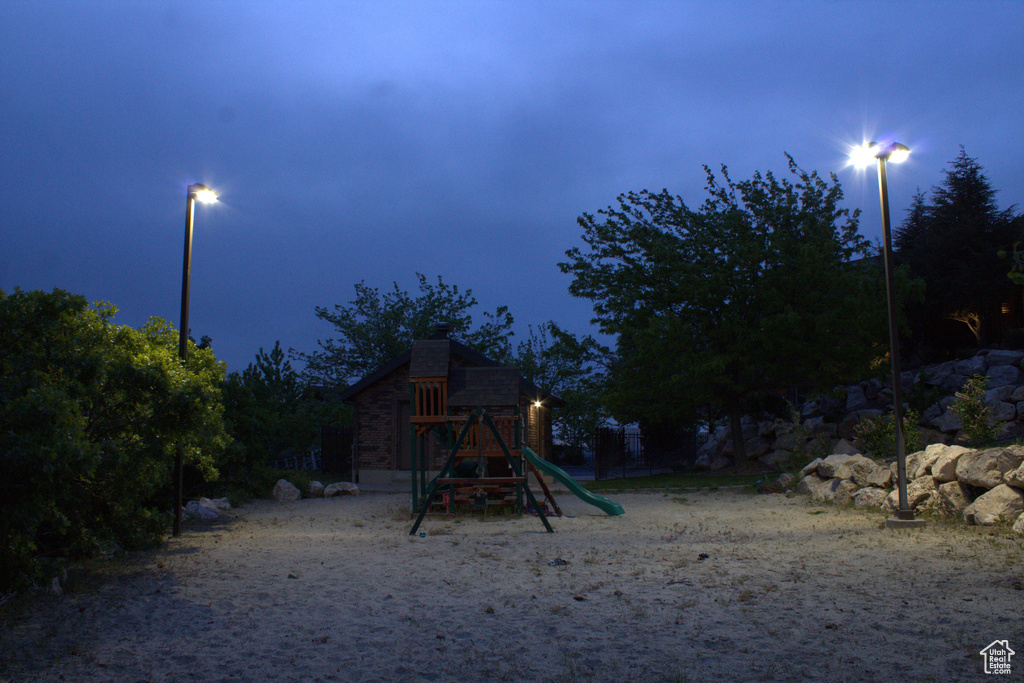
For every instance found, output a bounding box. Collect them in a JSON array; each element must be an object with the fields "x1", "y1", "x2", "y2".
[
  {"x1": 951, "y1": 374, "x2": 995, "y2": 447},
  {"x1": 0, "y1": 288, "x2": 230, "y2": 592},
  {"x1": 853, "y1": 407, "x2": 922, "y2": 460}
]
